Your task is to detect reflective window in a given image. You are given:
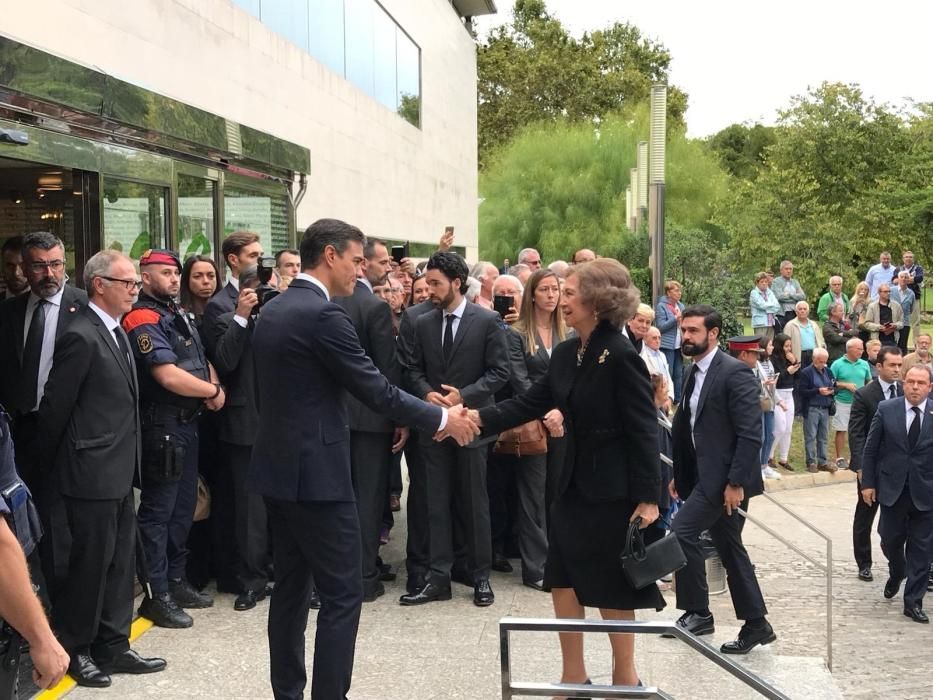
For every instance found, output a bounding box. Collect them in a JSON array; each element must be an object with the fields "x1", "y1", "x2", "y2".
[
  {"x1": 308, "y1": 0, "x2": 345, "y2": 76},
  {"x1": 231, "y1": 0, "x2": 260, "y2": 17},
  {"x1": 373, "y1": 8, "x2": 397, "y2": 109},
  {"x1": 102, "y1": 179, "x2": 167, "y2": 261},
  {"x1": 396, "y1": 29, "x2": 421, "y2": 127},
  {"x1": 177, "y1": 175, "x2": 216, "y2": 259},
  {"x1": 223, "y1": 186, "x2": 290, "y2": 260},
  {"x1": 344, "y1": 0, "x2": 375, "y2": 97},
  {"x1": 262, "y1": 0, "x2": 310, "y2": 52}
]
